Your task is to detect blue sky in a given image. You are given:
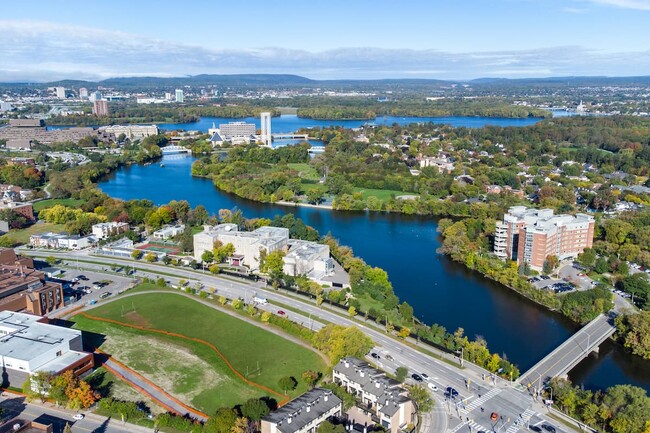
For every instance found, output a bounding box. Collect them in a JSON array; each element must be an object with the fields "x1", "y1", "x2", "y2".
[{"x1": 1, "y1": 0, "x2": 649, "y2": 81}]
